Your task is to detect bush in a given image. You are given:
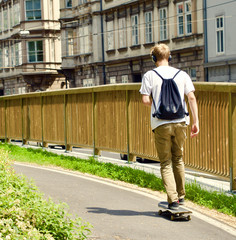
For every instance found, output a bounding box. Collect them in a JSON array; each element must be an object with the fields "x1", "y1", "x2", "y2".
[{"x1": 0, "y1": 149, "x2": 92, "y2": 239}]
